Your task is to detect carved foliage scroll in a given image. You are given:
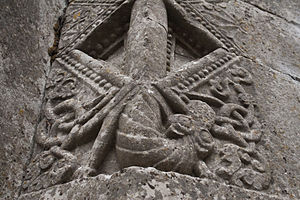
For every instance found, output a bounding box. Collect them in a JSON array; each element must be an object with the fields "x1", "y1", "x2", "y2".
[{"x1": 23, "y1": 0, "x2": 271, "y2": 193}]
